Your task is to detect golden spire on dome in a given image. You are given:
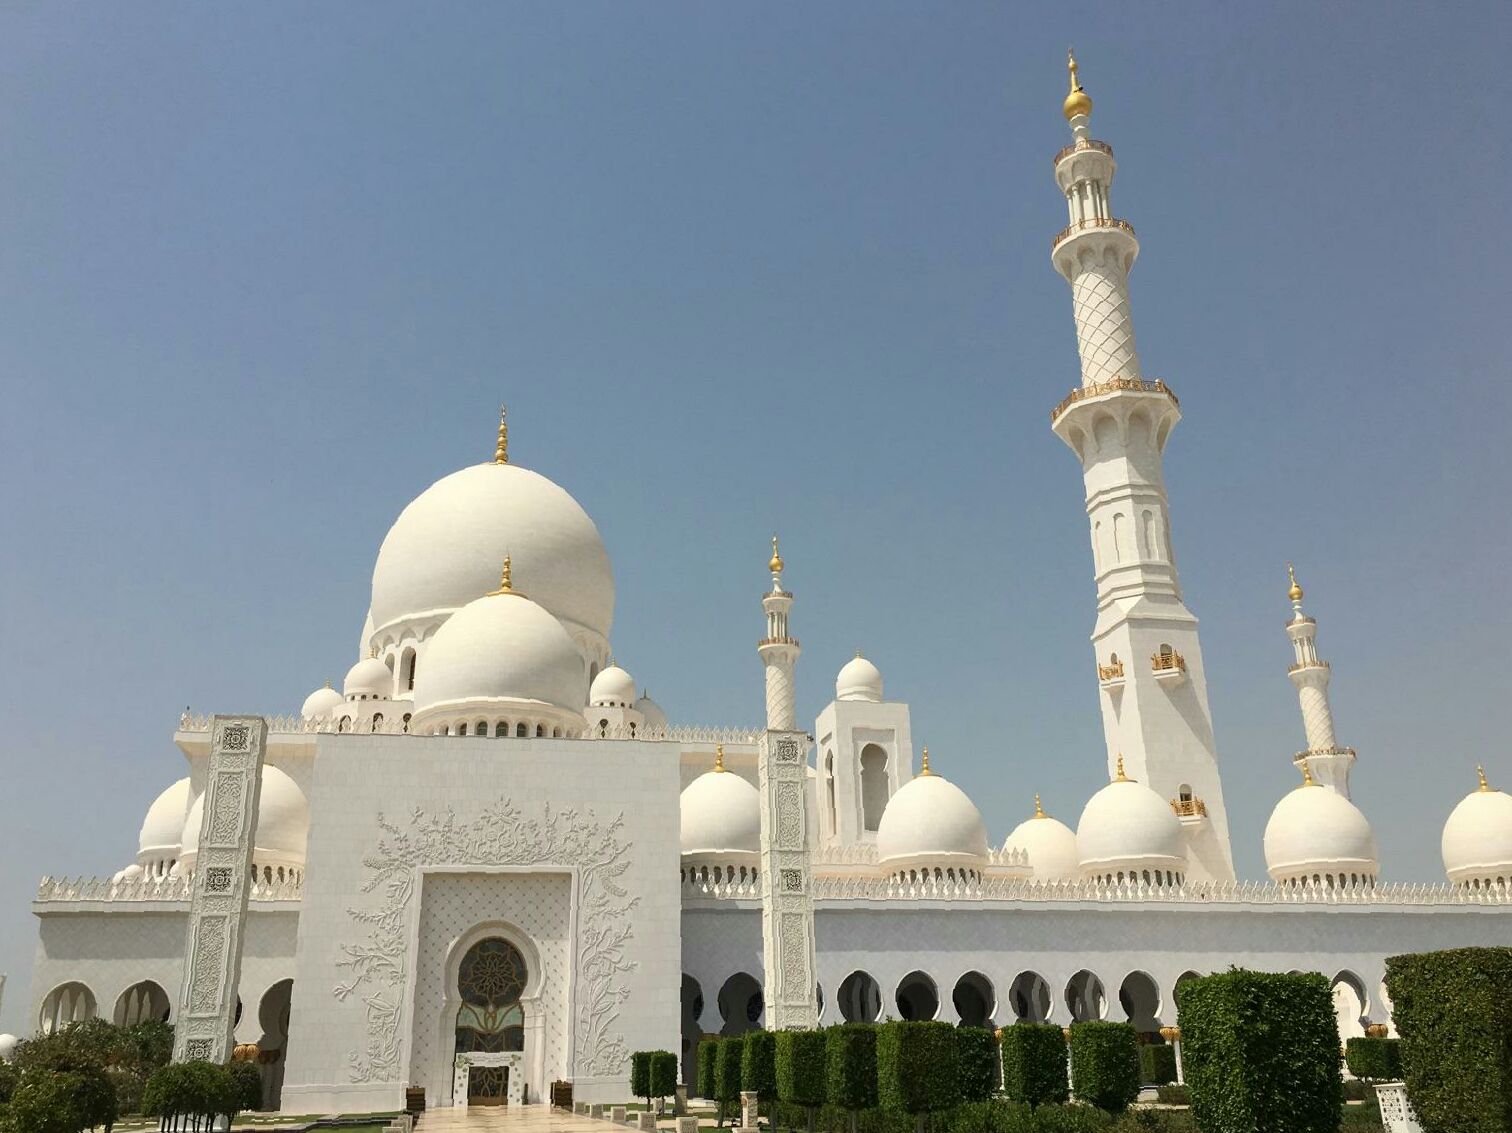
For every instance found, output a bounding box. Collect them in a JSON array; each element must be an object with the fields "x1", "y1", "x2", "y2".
[
  {"x1": 488, "y1": 555, "x2": 520, "y2": 596},
  {"x1": 1114, "y1": 754, "x2": 1128, "y2": 782},
  {"x1": 769, "y1": 534, "x2": 784, "y2": 575},
  {"x1": 920, "y1": 747, "x2": 934, "y2": 777},
  {"x1": 494, "y1": 405, "x2": 509, "y2": 465},
  {"x1": 1288, "y1": 563, "x2": 1304, "y2": 603},
  {"x1": 1300, "y1": 759, "x2": 1317, "y2": 787},
  {"x1": 714, "y1": 744, "x2": 726, "y2": 773},
  {"x1": 1063, "y1": 49, "x2": 1093, "y2": 121},
  {"x1": 369, "y1": 644, "x2": 379, "y2": 660},
  {"x1": 1478, "y1": 764, "x2": 1492, "y2": 792},
  {"x1": 1034, "y1": 794, "x2": 1047, "y2": 819}
]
